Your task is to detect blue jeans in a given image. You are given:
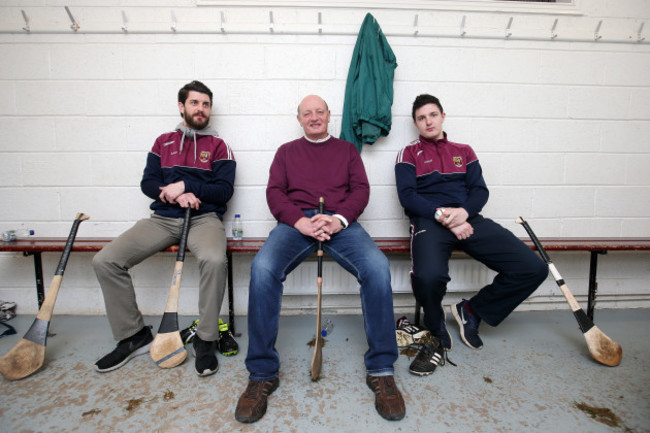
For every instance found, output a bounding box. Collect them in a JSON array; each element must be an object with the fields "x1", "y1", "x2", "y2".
[{"x1": 245, "y1": 212, "x2": 398, "y2": 381}]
